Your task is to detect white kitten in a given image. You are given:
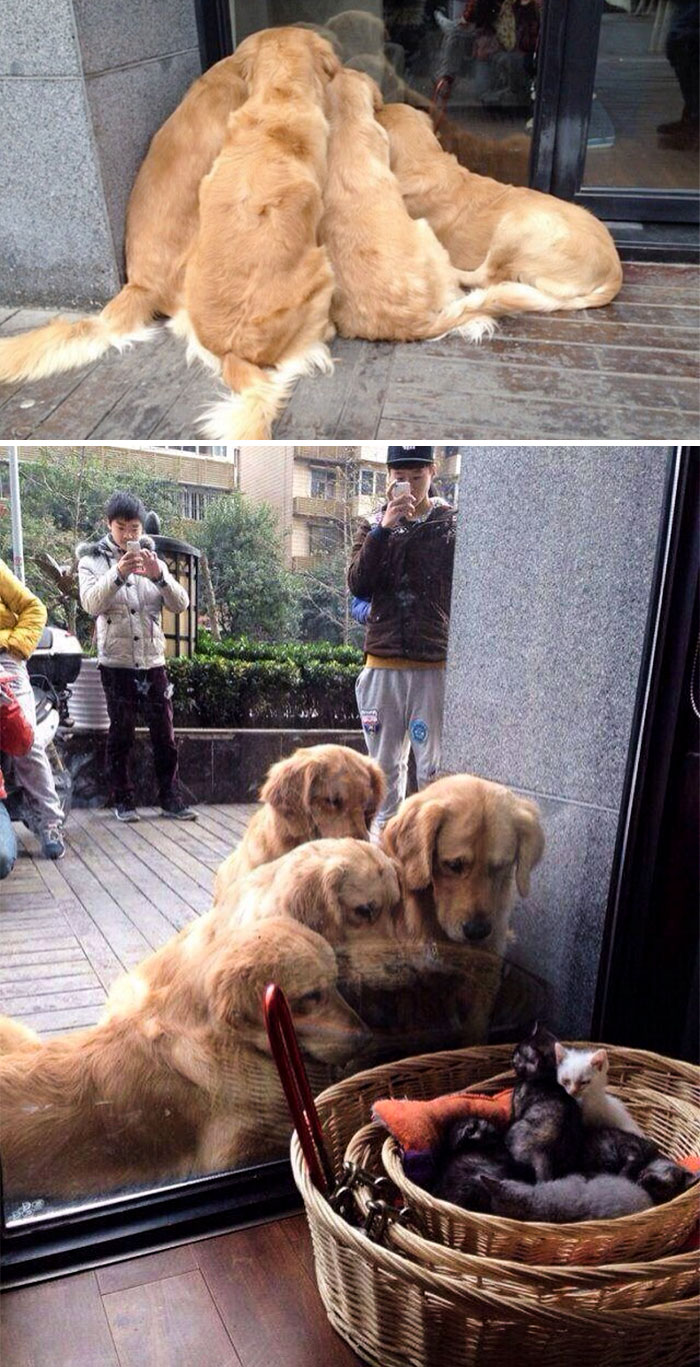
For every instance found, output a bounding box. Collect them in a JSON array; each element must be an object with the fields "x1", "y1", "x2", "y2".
[{"x1": 554, "y1": 1044, "x2": 643, "y2": 1135}]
